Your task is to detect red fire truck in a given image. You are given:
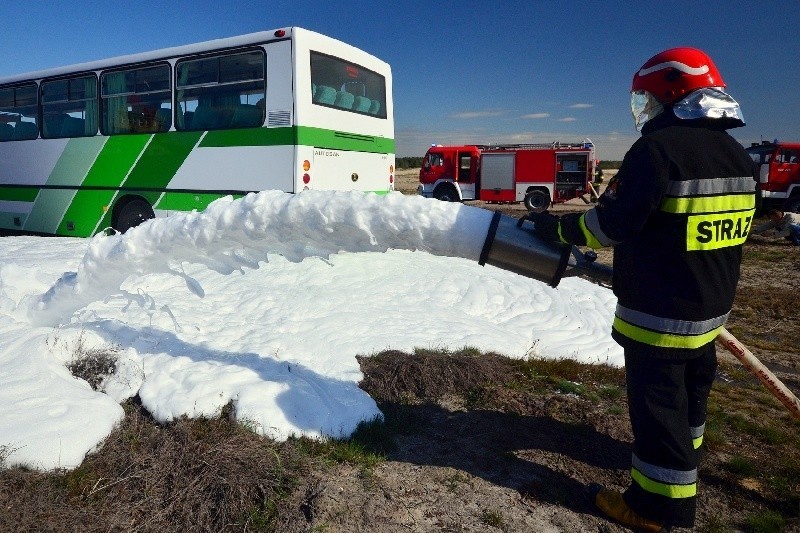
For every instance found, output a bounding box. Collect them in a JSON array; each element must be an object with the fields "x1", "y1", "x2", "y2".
[
  {"x1": 746, "y1": 140, "x2": 800, "y2": 213},
  {"x1": 417, "y1": 141, "x2": 596, "y2": 212}
]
